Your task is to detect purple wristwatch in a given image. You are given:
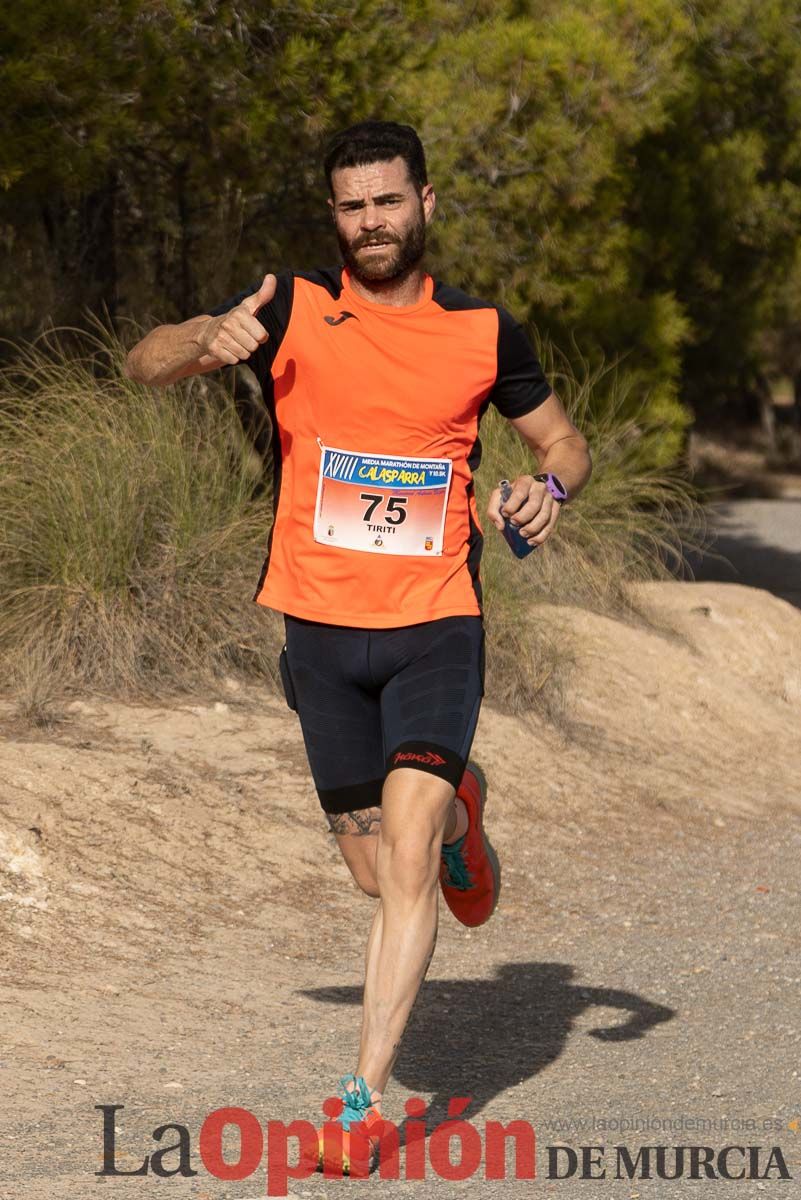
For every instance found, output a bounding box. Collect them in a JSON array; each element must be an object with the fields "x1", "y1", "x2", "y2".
[{"x1": 533, "y1": 472, "x2": 569, "y2": 504}]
